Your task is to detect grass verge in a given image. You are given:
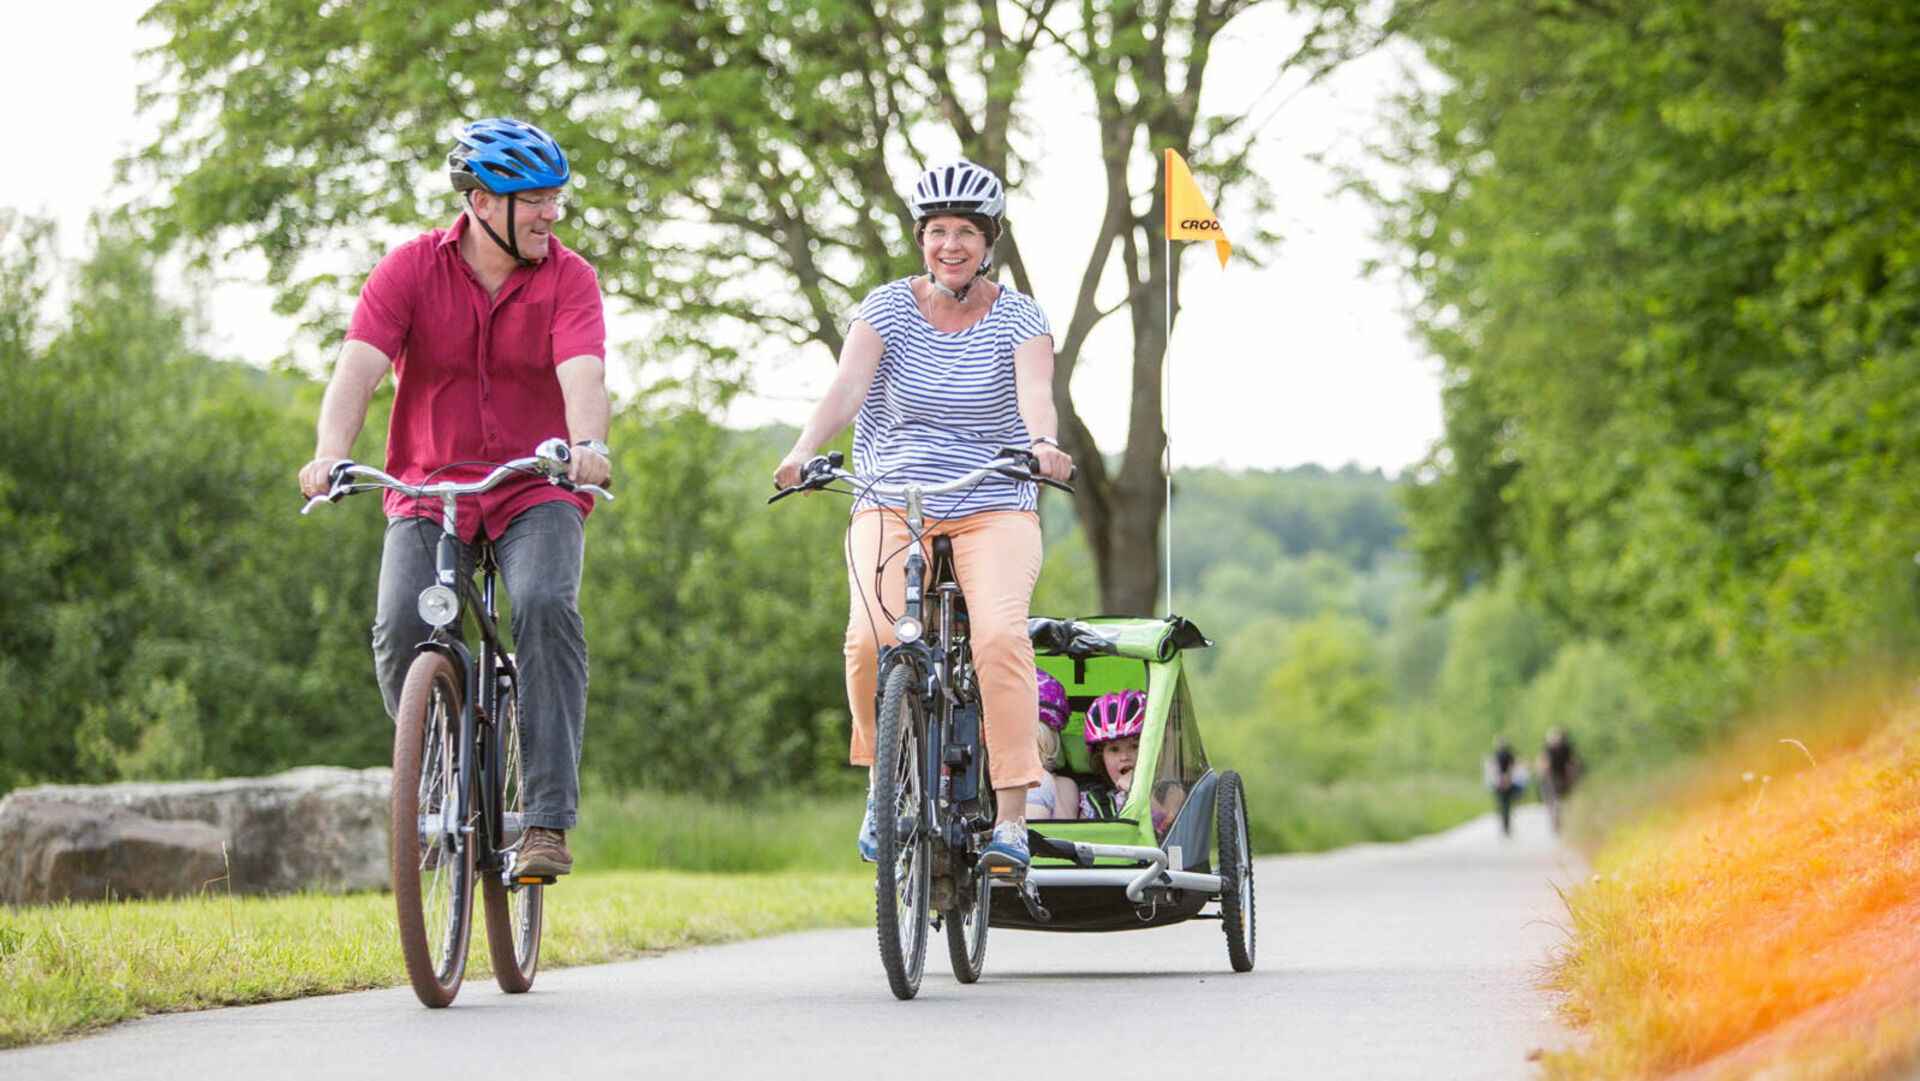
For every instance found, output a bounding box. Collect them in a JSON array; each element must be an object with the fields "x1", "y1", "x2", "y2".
[
  {"x1": 1541, "y1": 692, "x2": 1920, "y2": 1079},
  {"x1": 569, "y1": 786, "x2": 857, "y2": 872},
  {"x1": 1246, "y1": 771, "x2": 1489, "y2": 853},
  {"x1": 0, "y1": 869, "x2": 868, "y2": 1050}
]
